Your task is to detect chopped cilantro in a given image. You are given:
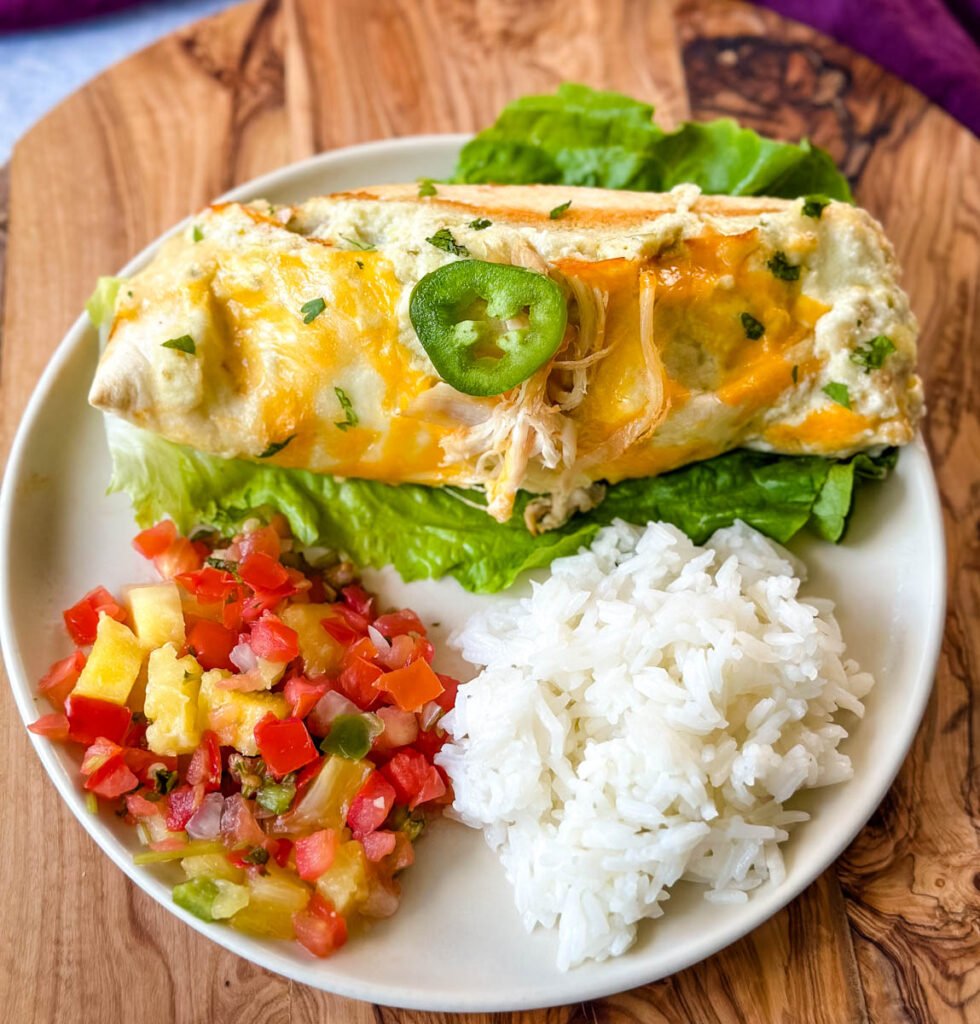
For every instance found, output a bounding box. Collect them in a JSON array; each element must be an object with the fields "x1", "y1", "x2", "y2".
[
  {"x1": 549, "y1": 200, "x2": 572, "y2": 219},
  {"x1": 740, "y1": 312, "x2": 765, "y2": 340},
  {"x1": 418, "y1": 178, "x2": 438, "y2": 197},
  {"x1": 850, "y1": 335, "x2": 896, "y2": 373},
  {"x1": 425, "y1": 228, "x2": 469, "y2": 257},
  {"x1": 802, "y1": 195, "x2": 831, "y2": 219},
  {"x1": 192, "y1": 225, "x2": 204, "y2": 242},
  {"x1": 243, "y1": 847, "x2": 270, "y2": 865},
  {"x1": 340, "y1": 235, "x2": 375, "y2": 251},
  {"x1": 767, "y1": 251, "x2": 801, "y2": 281},
  {"x1": 300, "y1": 297, "x2": 326, "y2": 324},
  {"x1": 791, "y1": 364, "x2": 799, "y2": 384},
  {"x1": 258, "y1": 434, "x2": 297, "y2": 458},
  {"x1": 469, "y1": 218, "x2": 492, "y2": 230},
  {"x1": 161, "y1": 335, "x2": 196, "y2": 355},
  {"x1": 822, "y1": 382, "x2": 851, "y2": 409},
  {"x1": 334, "y1": 387, "x2": 358, "y2": 431}
]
